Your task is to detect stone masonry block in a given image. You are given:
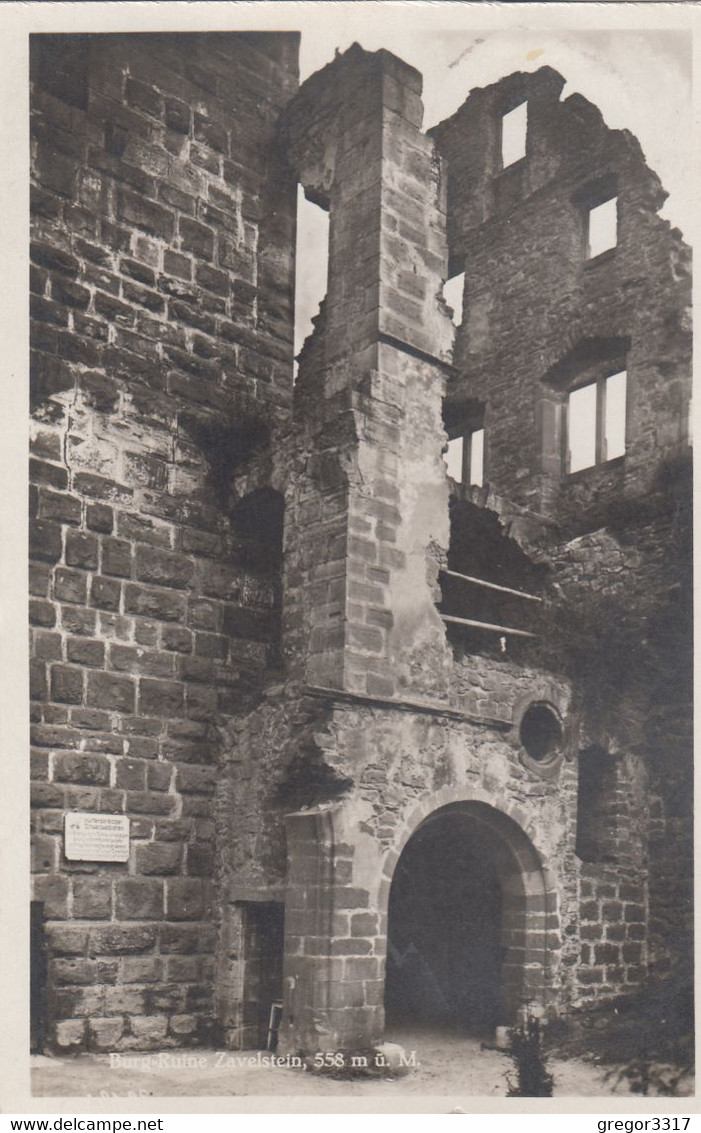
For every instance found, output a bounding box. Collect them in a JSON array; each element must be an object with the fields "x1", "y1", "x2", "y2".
[
  {"x1": 54, "y1": 569, "x2": 88, "y2": 605},
  {"x1": 90, "y1": 925, "x2": 157, "y2": 955},
  {"x1": 115, "y1": 879, "x2": 164, "y2": 920},
  {"x1": 55, "y1": 1019, "x2": 87, "y2": 1050},
  {"x1": 87, "y1": 1017, "x2": 125, "y2": 1051},
  {"x1": 135, "y1": 842, "x2": 183, "y2": 875},
  {"x1": 90, "y1": 576, "x2": 122, "y2": 611},
  {"x1": 87, "y1": 671, "x2": 136, "y2": 713},
  {"x1": 167, "y1": 879, "x2": 205, "y2": 920},
  {"x1": 139, "y1": 679, "x2": 185, "y2": 717},
  {"x1": 135, "y1": 547, "x2": 194, "y2": 590},
  {"x1": 72, "y1": 877, "x2": 113, "y2": 920},
  {"x1": 53, "y1": 753, "x2": 110, "y2": 786},
  {"x1": 65, "y1": 531, "x2": 99, "y2": 569}
]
